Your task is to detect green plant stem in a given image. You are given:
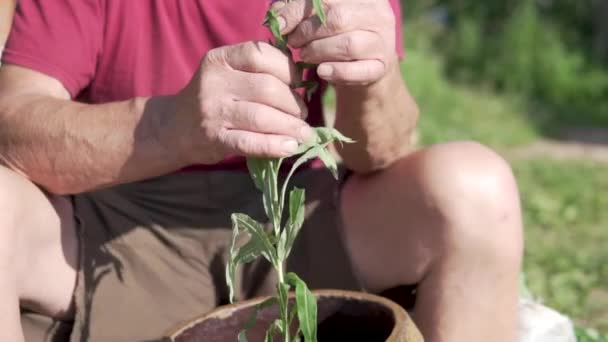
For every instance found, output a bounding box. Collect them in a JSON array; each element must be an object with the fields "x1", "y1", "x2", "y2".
[{"x1": 276, "y1": 240, "x2": 290, "y2": 342}]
